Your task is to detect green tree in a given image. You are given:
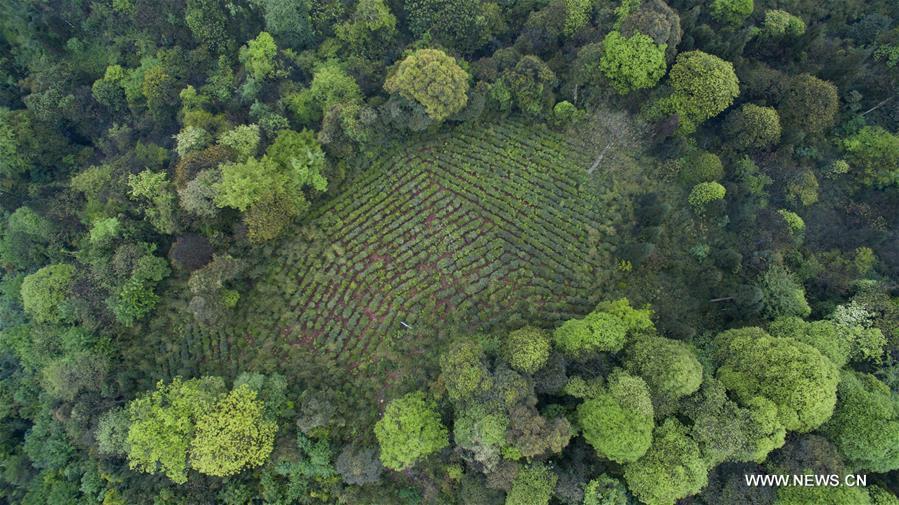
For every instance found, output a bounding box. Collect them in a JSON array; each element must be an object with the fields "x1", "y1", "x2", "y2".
[
  {"x1": 20, "y1": 264, "x2": 75, "y2": 323},
  {"x1": 626, "y1": 334, "x2": 703, "y2": 408},
  {"x1": 505, "y1": 463, "x2": 557, "y2": 505},
  {"x1": 251, "y1": 0, "x2": 313, "y2": 49},
  {"x1": 688, "y1": 181, "x2": 726, "y2": 210},
  {"x1": 335, "y1": 0, "x2": 397, "y2": 55},
  {"x1": 554, "y1": 299, "x2": 651, "y2": 356},
  {"x1": 384, "y1": 49, "x2": 469, "y2": 121},
  {"x1": 657, "y1": 51, "x2": 740, "y2": 132},
  {"x1": 186, "y1": 0, "x2": 230, "y2": 51},
  {"x1": 678, "y1": 150, "x2": 724, "y2": 184},
  {"x1": 503, "y1": 55, "x2": 558, "y2": 117},
  {"x1": 577, "y1": 371, "x2": 654, "y2": 463},
  {"x1": 762, "y1": 10, "x2": 806, "y2": 38},
  {"x1": 239, "y1": 32, "x2": 279, "y2": 80},
  {"x1": 624, "y1": 418, "x2": 708, "y2": 505},
  {"x1": 404, "y1": 0, "x2": 491, "y2": 53},
  {"x1": 128, "y1": 170, "x2": 177, "y2": 234},
  {"x1": 768, "y1": 317, "x2": 850, "y2": 368},
  {"x1": 440, "y1": 340, "x2": 493, "y2": 401},
  {"x1": 821, "y1": 371, "x2": 899, "y2": 473},
  {"x1": 190, "y1": 384, "x2": 277, "y2": 477},
  {"x1": 286, "y1": 62, "x2": 363, "y2": 125},
  {"x1": 714, "y1": 328, "x2": 839, "y2": 432},
  {"x1": 375, "y1": 392, "x2": 448, "y2": 470},
  {"x1": 779, "y1": 74, "x2": 838, "y2": 136},
  {"x1": 682, "y1": 378, "x2": 786, "y2": 465},
  {"x1": 710, "y1": 0, "x2": 753, "y2": 25},
  {"x1": 758, "y1": 265, "x2": 811, "y2": 319},
  {"x1": 503, "y1": 327, "x2": 551, "y2": 374},
  {"x1": 583, "y1": 474, "x2": 629, "y2": 505},
  {"x1": 218, "y1": 124, "x2": 261, "y2": 160},
  {"x1": 725, "y1": 103, "x2": 781, "y2": 150},
  {"x1": 842, "y1": 126, "x2": 899, "y2": 188},
  {"x1": 126, "y1": 377, "x2": 226, "y2": 484},
  {"x1": 600, "y1": 31, "x2": 667, "y2": 94}
]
